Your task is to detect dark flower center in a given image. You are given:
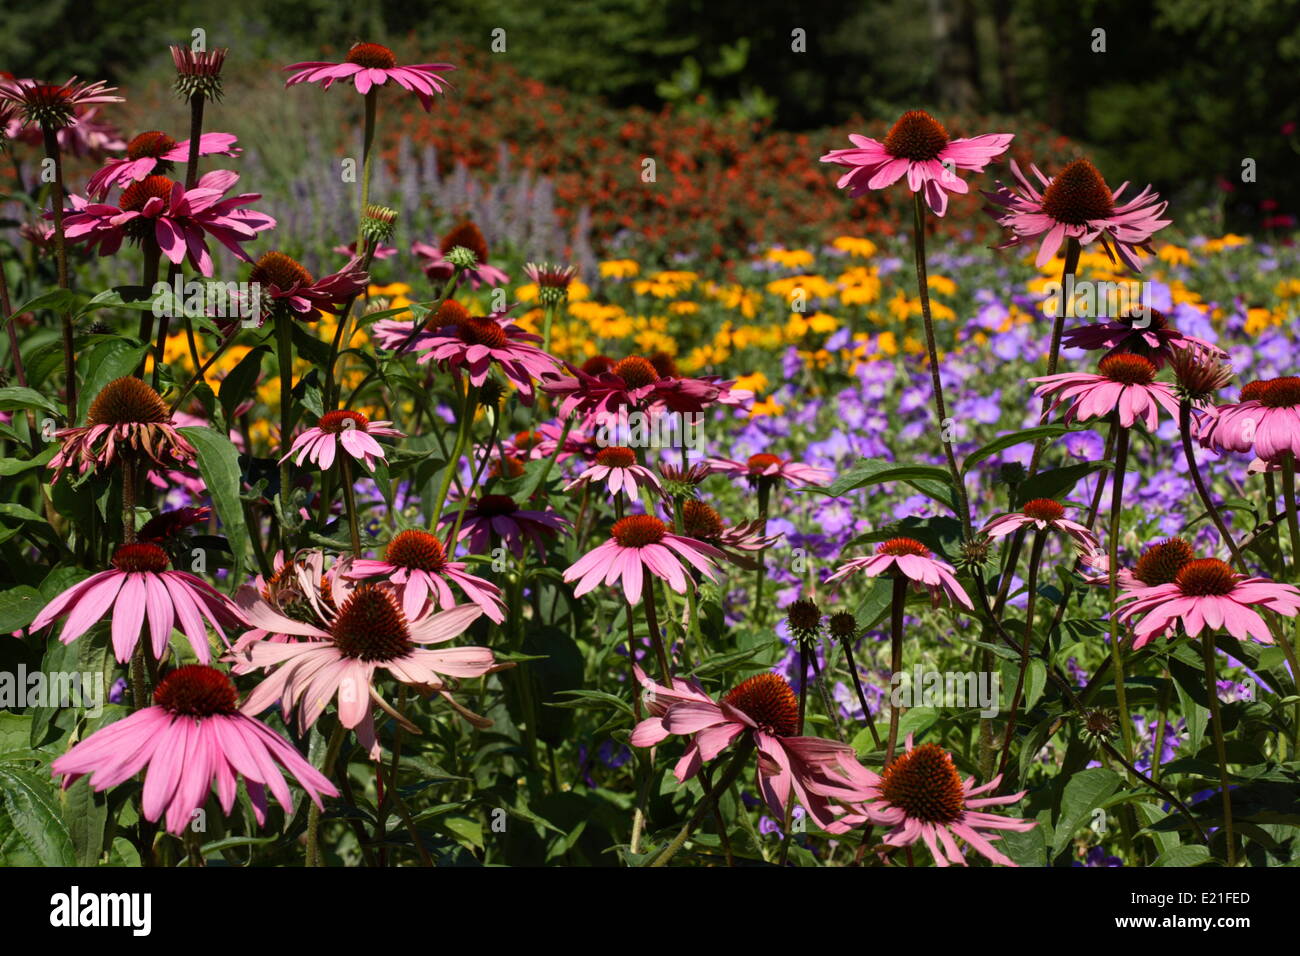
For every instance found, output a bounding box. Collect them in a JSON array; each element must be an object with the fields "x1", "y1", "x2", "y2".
[
  {"x1": 723, "y1": 673, "x2": 800, "y2": 737},
  {"x1": 828, "y1": 611, "x2": 859, "y2": 640},
  {"x1": 330, "y1": 584, "x2": 414, "y2": 662},
  {"x1": 1021, "y1": 498, "x2": 1066, "y2": 522},
  {"x1": 490, "y1": 455, "x2": 525, "y2": 479},
  {"x1": 611, "y1": 515, "x2": 667, "y2": 548},
  {"x1": 1239, "y1": 380, "x2": 1270, "y2": 403},
  {"x1": 876, "y1": 536, "x2": 931, "y2": 557},
  {"x1": 581, "y1": 355, "x2": 615, "y2": 376},
  {"x1": 475, "y1": 494, "x2": 518, "y2": 517},
  {"x1": 126, "y1": 130, "x2": 177, "y2": 161},
  {"x1": 649, "y1": 351, "x2": 679, "y2": 379},
  {"x1": 154, "y1": 665, "x2": 238, "y2": 717},
  {"x1": 613, "y1": 356, "x2": 659, "y2": 389},
  {"x1": 119, "y1": 175, "x2": 176, "y2": 213},
  {"x1": 746, "y1": 453, "x2": 783, "y2": 474},
  {"x1": 1253, "y1": 376, "x2": 1300, "y2": 409},
  {"x1": 681, "y1": 499, "x2": 724, "y2": 541},
  {"x1": 881, "y1": 110, "x2": 949, "y2": 162},
  {"x1": 1176, "y1": 558, "x2": 1238, "y2": 597},
  {"x1": 1134, "y1": 537, "x2": 1195, "y2": 586},
  {"x1": 440, "y1": 222, "x2": 490, "y2": 263},
  {"x1": 250, "y1": 251, "x2": 313, "y2": 290},
  {"x1": 318, "y1": 409, "x2": 369, "y2": 433},
  {"x1": 345, "y1": 42, "x2": 398, "y2": 70},
  {"x1": 594, "y1": 446, "x2": 637, "y2": 468},
  {"x1": 111, "y1": 542, "x2": 170, "y2": 574},
  {"x1": 385, "y1": 530, "x2": 447, "y2": 572},
  {"x1": 513, "y1": 430, "x2": 542, "y2": 450},
  {"x1": 786, "y1": 597, "x2": 822, "y2": 635},
  {"x1": 878, "y1": 742, "x2": 966, "y2": 824},
  {"x1": 86, "y1": 376, "x2": 171, "y2": 426},
  {"x1": 1040, "y1": 158, "x2": 1115, "y2": 226},
  {"x1": 455, "y1": 317, "x2": 509, "y2": 350},
  {"x1": 429, "y1": 299, "x2": 471, "y2": 330},
  {"x1": 1121, "y1": 307, "x2": 1169, "y2": 331},
  {"x1": 1098, "y1": 353, "x2": 1157, "y2": 386}
]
